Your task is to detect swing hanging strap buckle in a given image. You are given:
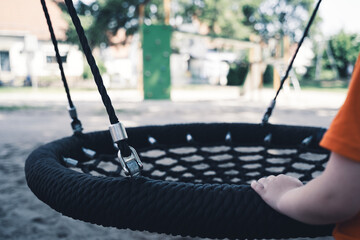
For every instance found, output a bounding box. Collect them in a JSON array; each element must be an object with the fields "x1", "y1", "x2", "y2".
[
  {"x1": 68, "y1": 107, "x2": 83, "y2": 133},
  {"x1": 117, "y1": 146, "x2": 143, "y2": 176},
  {"x1": 68, "y1": 107, "x2": 78, "y2": 119},
  {"x1": 110, "y1": 123, "x2": 143, "y2": 176}
]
